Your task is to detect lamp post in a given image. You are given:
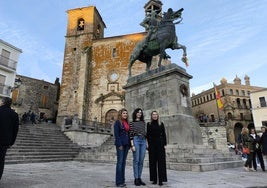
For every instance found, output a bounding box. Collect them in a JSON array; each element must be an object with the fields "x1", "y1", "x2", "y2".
[{"x1": 10, "y1": 78, "x2": 22, "y2": 92}]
